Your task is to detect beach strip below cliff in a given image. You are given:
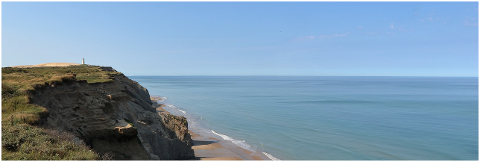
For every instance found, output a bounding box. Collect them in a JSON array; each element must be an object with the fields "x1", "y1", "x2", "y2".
[{"x1": 151, "y1": 96, "x2": 271, "y2": 160}]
